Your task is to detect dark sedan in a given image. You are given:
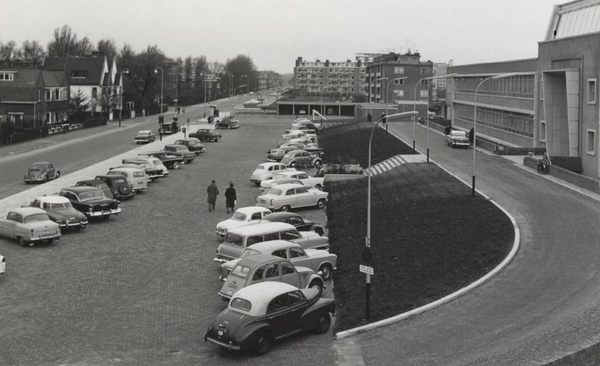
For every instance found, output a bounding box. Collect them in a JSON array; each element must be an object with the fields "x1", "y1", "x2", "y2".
[
  {"x1": 77, "y1": 176, "x2": 135, "y2": 200},
  {"x1": 215, "y1": 118, "x2": 240, "y2": 129},
  {"x1": 205, "y1": 282, "x2": 335, "y2": 355},
  {"x1": 258, "y1": 212, "x2": 324, "y2": 235},
  {"x1": 173, "y1": 138, "x2": 206, "y2": 155},
  {"x1": 189, "y1": 128, "x2": 222, "y2": 142},
  {"x1": 163, "y1": 145, "x2": 195, "y2": 163},
  {"x1": 58, "y1": 186, "x2": 122, "y2": 219}
]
